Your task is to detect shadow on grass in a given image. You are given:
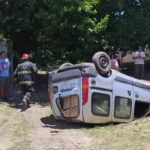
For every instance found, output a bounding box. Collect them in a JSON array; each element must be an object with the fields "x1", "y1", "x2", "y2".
[
  {"x1": 40, "y1": 115, "x2": 120, "y2": 130},
  {"x1": 40, "y1": 115, "x2": 95, "y2": 130}
]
